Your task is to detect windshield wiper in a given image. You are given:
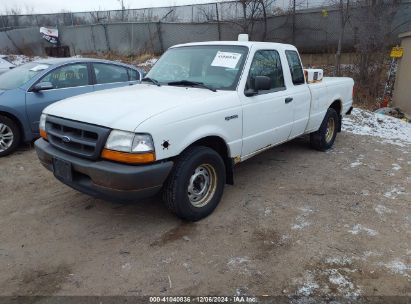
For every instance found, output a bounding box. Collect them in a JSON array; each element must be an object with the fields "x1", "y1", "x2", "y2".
[
  {"x1": 142, "y1": 77, "x2": 161, "y2": 86},
  {"x1": 168, "y1": 80, "x2": 216, "y2": 92}
]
